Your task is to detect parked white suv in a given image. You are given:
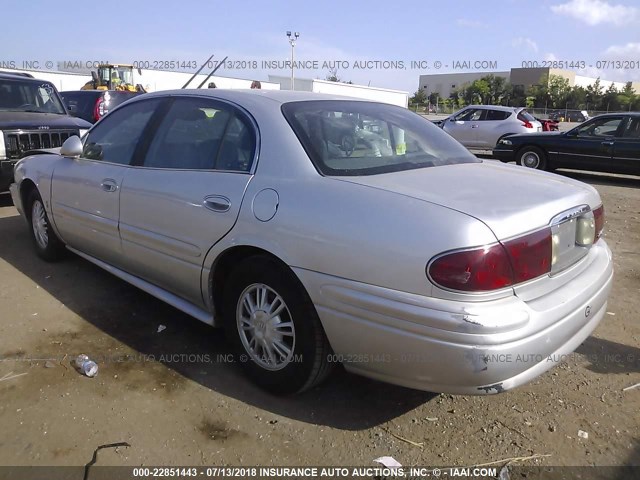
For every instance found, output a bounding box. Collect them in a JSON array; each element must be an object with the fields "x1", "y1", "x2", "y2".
[{"x1": 441, "y1": 105, "x2": 542, "y2": 149}]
